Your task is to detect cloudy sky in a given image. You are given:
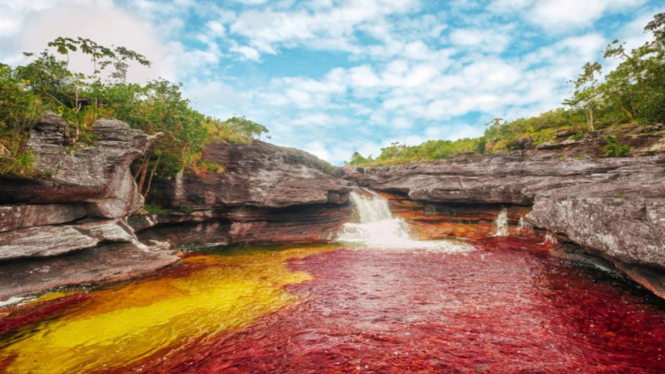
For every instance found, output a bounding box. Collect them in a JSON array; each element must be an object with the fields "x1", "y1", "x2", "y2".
[{"x1": 0, "y1": 0, "x2": 662, "y2": 164}]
